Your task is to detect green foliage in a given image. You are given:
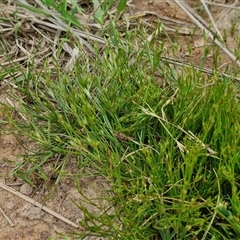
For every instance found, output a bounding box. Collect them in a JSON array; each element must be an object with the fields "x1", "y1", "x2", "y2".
[{"x1": 3, "y1": 1, "x2": 240, "y2": 239}]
